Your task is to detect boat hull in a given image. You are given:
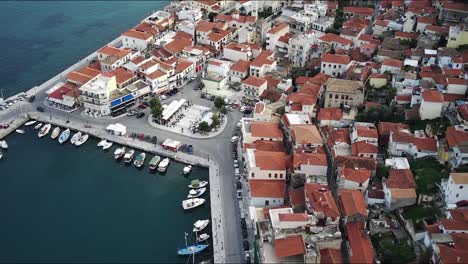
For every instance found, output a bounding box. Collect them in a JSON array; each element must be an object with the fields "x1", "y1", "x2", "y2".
[{"x1": 177, "y1": 244, "x2": 209, "y2": 256}]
